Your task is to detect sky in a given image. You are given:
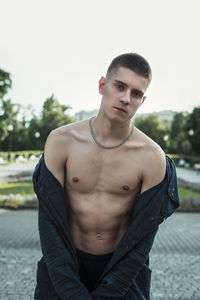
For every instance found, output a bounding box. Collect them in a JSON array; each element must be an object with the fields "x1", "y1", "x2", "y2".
[{"x1": 0, "y1": 0, "x2": 199, "y2": 117}]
